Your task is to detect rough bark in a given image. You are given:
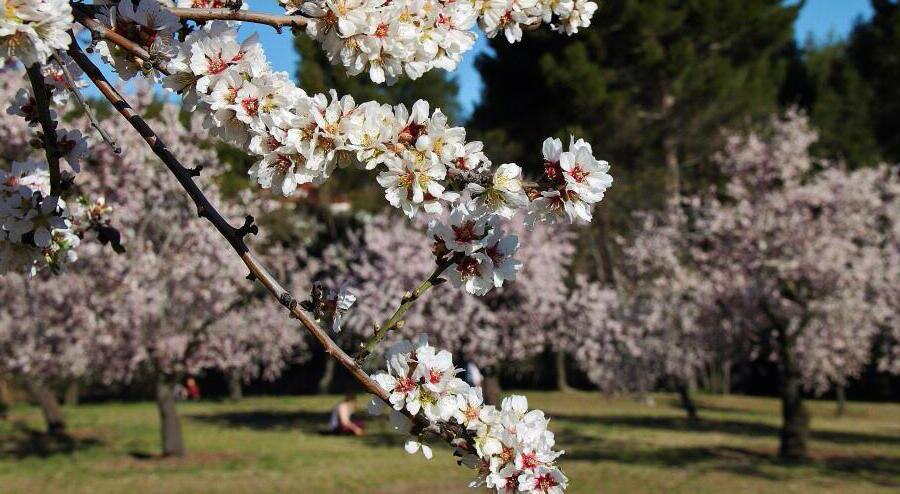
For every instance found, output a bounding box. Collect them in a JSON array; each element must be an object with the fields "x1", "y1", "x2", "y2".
[
  {"x1": 22, "y1": 378, "x2": 66, "y2": 435},
  {"x1": 318, "y1": 357, "x2": 336, "y2": 394},
  {"x1": 777, "y1": 326, "x2": 809, "y2": 460},
  {"x1": 64, "y1": 380, "x2": 80, "y2": 406},
  {"x1": 156, "y1": 375, "x2": 185, "y2": 457},
  {"x1": 228, "y1": 371, "x2": 243, "y2": 401},
  {"x1": 554, "y1": 352, "x2": 573, "y2": 392},
  {"x1": 835, "y1": 385, "x2": 846, "y2": 417},
  {"x1": 482, "y1": 375, "x2": 502, "y2": 407}
]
